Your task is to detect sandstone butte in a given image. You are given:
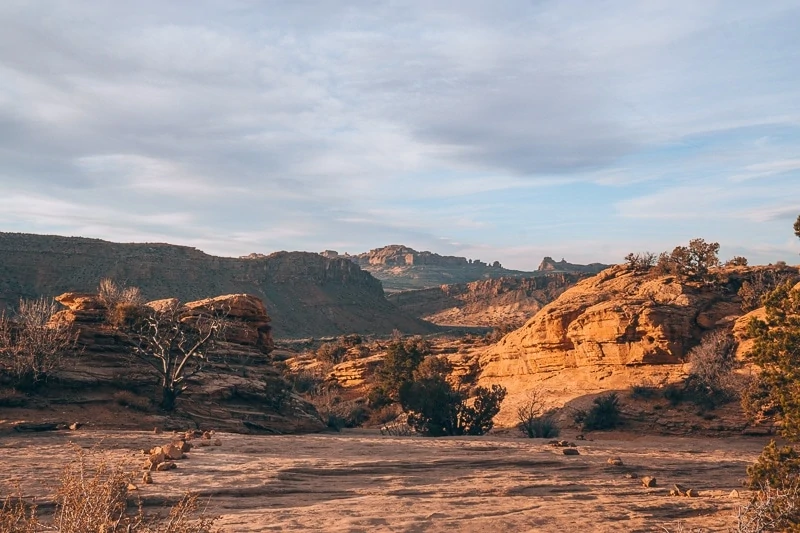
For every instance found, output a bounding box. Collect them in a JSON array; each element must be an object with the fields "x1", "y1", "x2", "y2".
[
  {"x1": 49, "y1": 292, "x2": 323, "y2": 434},
  {"x1": 473, "y1": 264, "x2": 799, "y2": 424}
]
